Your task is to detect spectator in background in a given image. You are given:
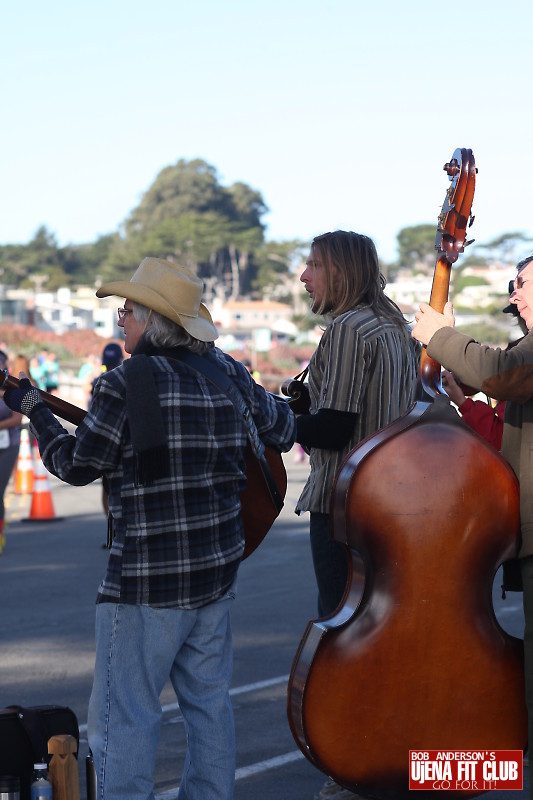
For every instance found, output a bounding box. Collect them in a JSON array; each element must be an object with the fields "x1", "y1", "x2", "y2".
[
  {"x1": 78, "y1": 353, "x2": 99, "y2": 383},
  {"x1": 29, "y1": 356, "x2": 46, "y2": 390},
  {"x1": 0, "y1": 351, "x2": 22, "y2": 554},
  {"x1": 30, "y1": 351, "x2": 60, "y2": 394},
  {"x1": 78, "y1": 353, "x2": 102, "y2": 408},
  {"x1": 10, "y1": 355, "x2": 35, "y2": 480},
  {"x1": 91, "y1": 343, "x2": 124, "y2": 400},
  {"x1": 43, "y1": 352, "x2": 59, "y2": 394},
  {"x1": 102, "y1": 342, "x2": 124, "y2": 371},
  {"x1": 242, "y1": 358, "x2": 262, "y2": 385},
  {"x1": 442, "y1": 370, "x2": 505, "y2": 449}
]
